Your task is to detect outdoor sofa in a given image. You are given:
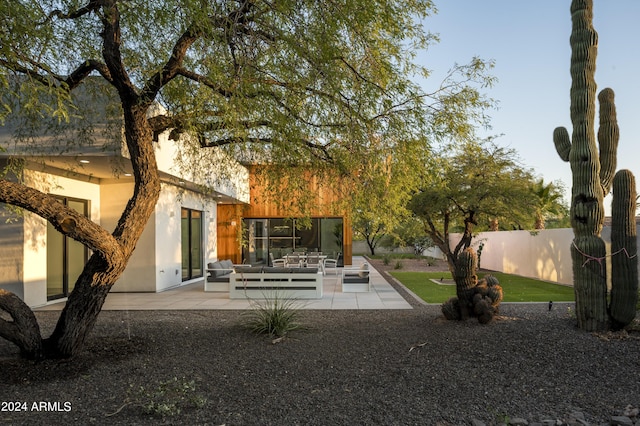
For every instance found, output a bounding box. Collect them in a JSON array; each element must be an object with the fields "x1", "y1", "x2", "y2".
[
  {"x1": 204, "y1": 259, "x2": 235, "y2": 291},
  {"x1": 229, "y1": 266, "x2": 323, "y2": 299}
]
